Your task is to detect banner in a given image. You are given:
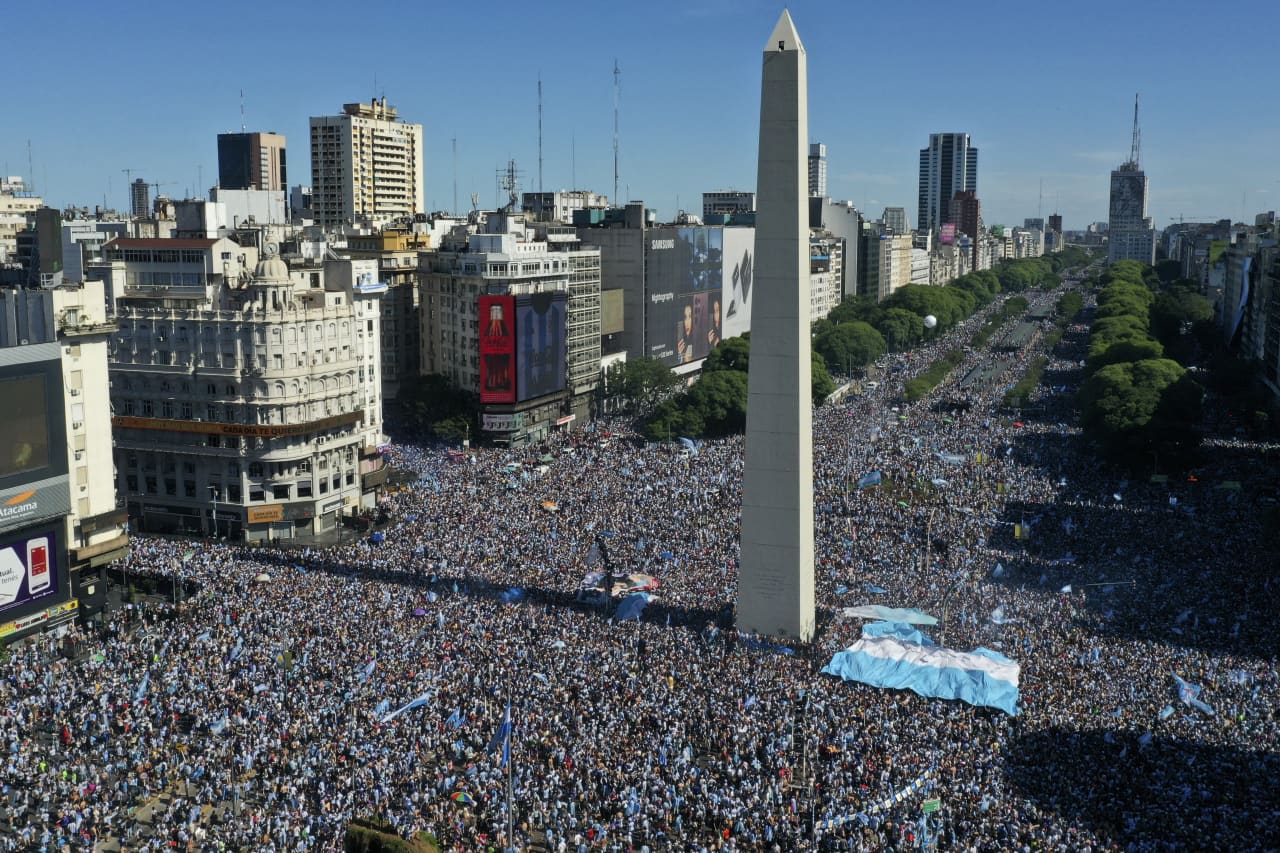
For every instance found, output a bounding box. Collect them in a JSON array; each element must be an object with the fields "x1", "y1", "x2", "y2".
[
  {"x1": 479, "y1": 296, "x2": 517, "y2": 403},
  {"x1": 841, "y1": 605, "x2": 938, "y2": 625}
]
